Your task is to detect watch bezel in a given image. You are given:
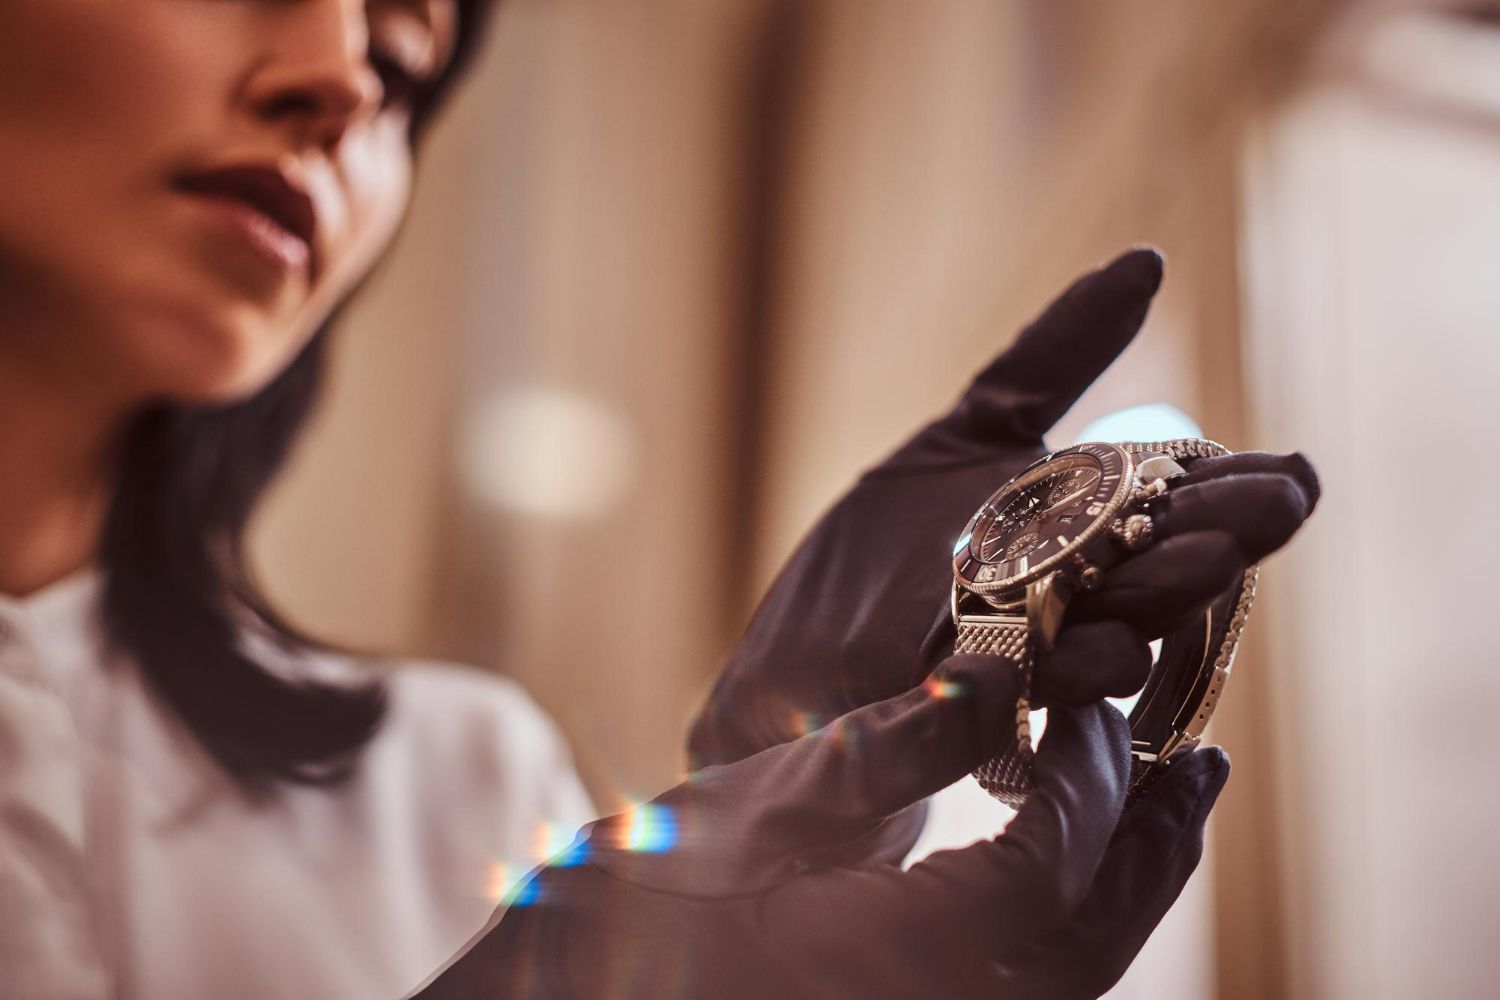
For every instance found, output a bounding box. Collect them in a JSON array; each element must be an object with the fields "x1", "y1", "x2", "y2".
[{"x1": 952, "y1": 441, "x2": 1135, "y2": 597}]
